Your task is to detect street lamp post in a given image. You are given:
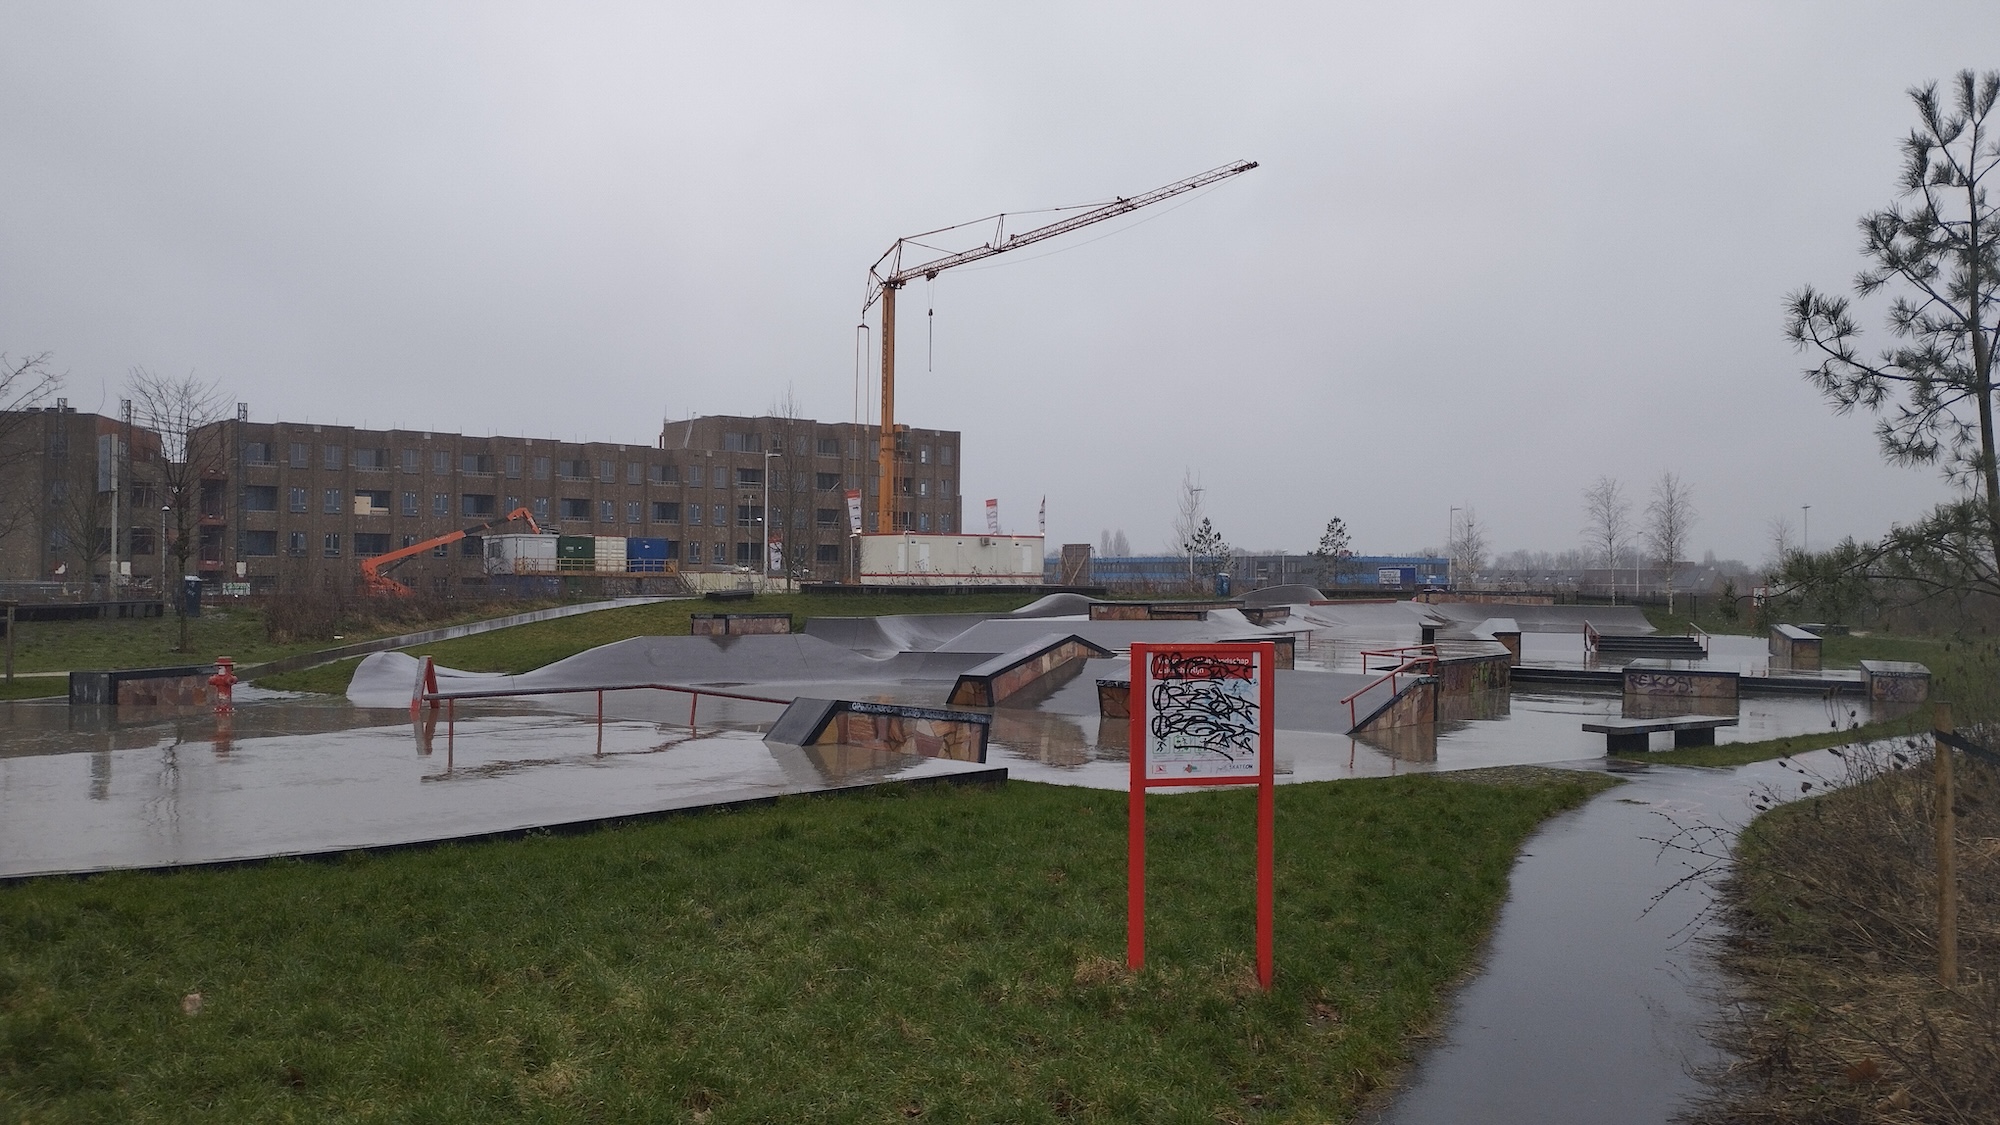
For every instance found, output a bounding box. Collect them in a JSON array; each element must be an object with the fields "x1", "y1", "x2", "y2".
[
  {"x1": 1187, "y1": 486, "x2": 1205, "y2": 587},
  {"x1": 1448, "y1": 507, "x2": 1461, "y2": 587},
  {"x1": 1802, "y1": 505, "x2": 1811, "y2": 555},
  {"x1": 762, "y1": 450, "x2": 780, "y2": 586},
  {"x1": 159, "y1": 506, "x2": 170, "y2": 611}
]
